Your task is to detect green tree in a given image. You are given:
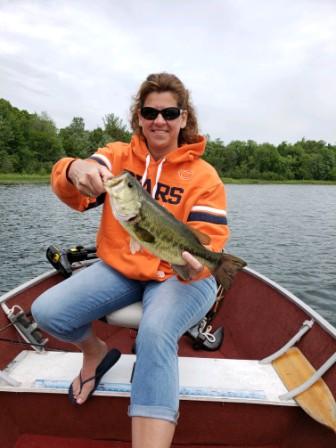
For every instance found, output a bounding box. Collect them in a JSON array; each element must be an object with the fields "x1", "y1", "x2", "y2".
[
  {"x1": 0, "y1": 149, "x2": 15, "y2": 172},
  {"x1": 59, "y1": 117, "x2": 91, "y2": 158},
  {"x1": 305, "y1": 148, "x2": 336, "y2": 180},
  {"x1": 204, "y1": 138, "x2": 226, "y2": 175},
  {"x1": 103, "y1": 113, "x2": 131, "y2": 142},
  {"x1": 25, "y1": 113, "x2": 64, "y2": 172},
  {"x1": 88, "y1": 127, "x2": 108, "y2": 151}
]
